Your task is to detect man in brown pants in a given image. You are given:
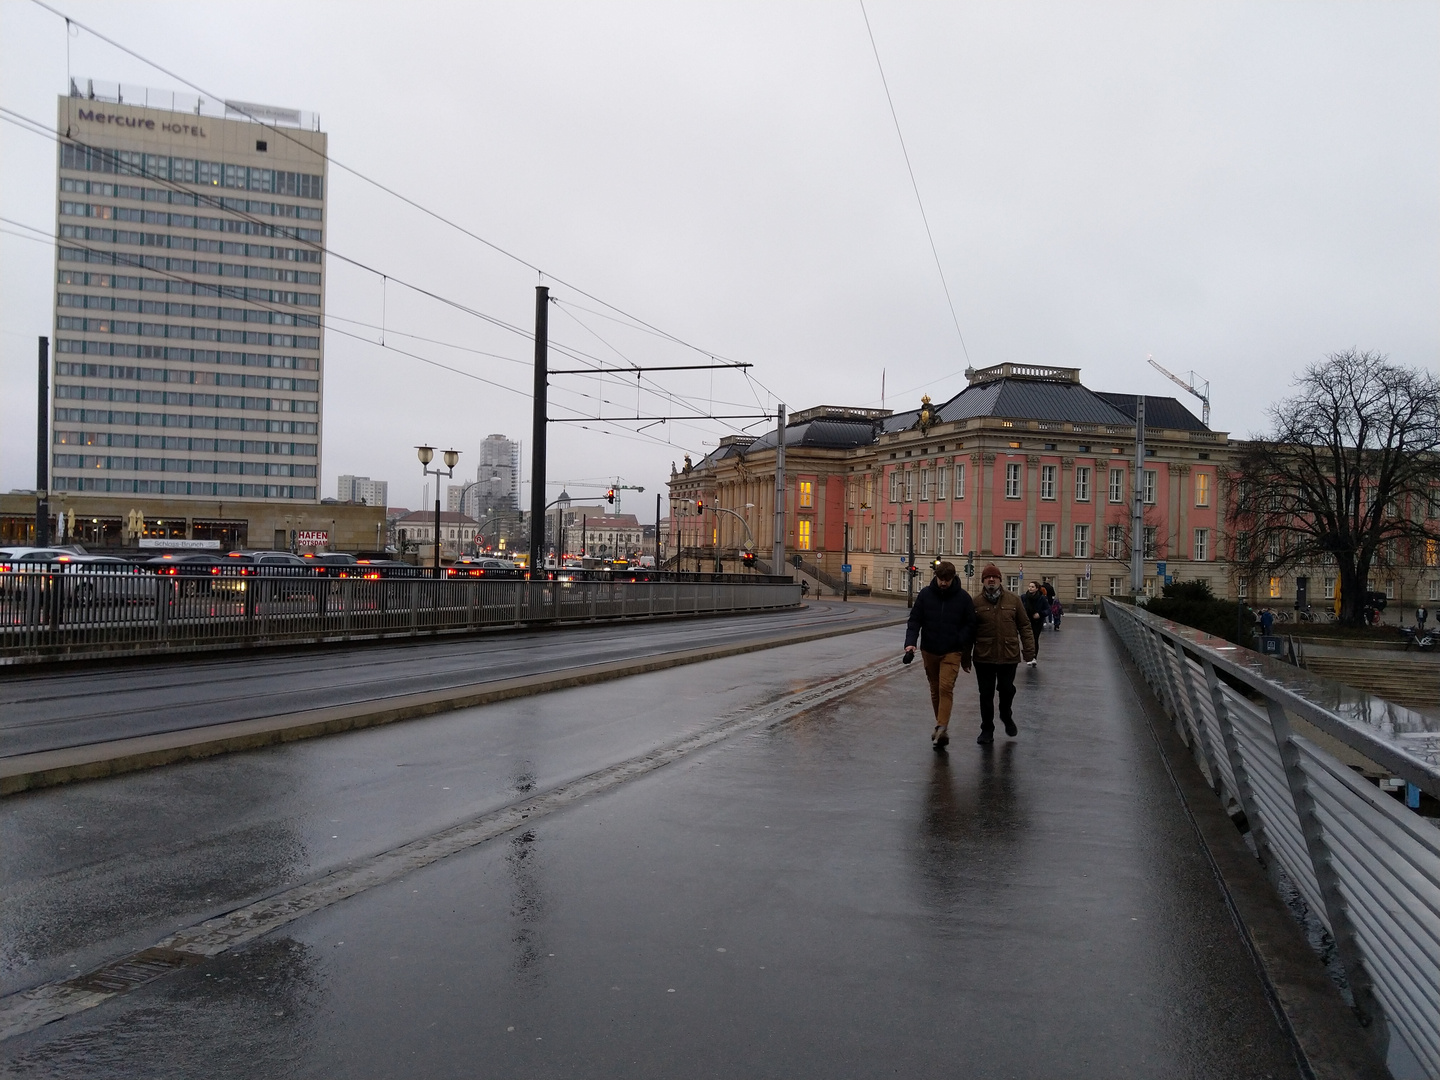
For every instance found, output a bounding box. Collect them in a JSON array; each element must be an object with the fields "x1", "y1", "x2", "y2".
[{"x1": 903, "y1": 561, "x2": 978, "y2": 750}]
